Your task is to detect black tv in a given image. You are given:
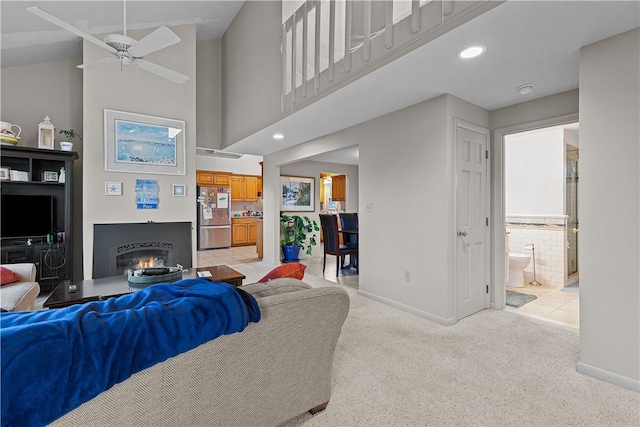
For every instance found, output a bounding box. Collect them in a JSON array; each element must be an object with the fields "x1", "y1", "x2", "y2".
[{"x1": 1, "y1": 194, "x2": 54, "y2": 239}]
